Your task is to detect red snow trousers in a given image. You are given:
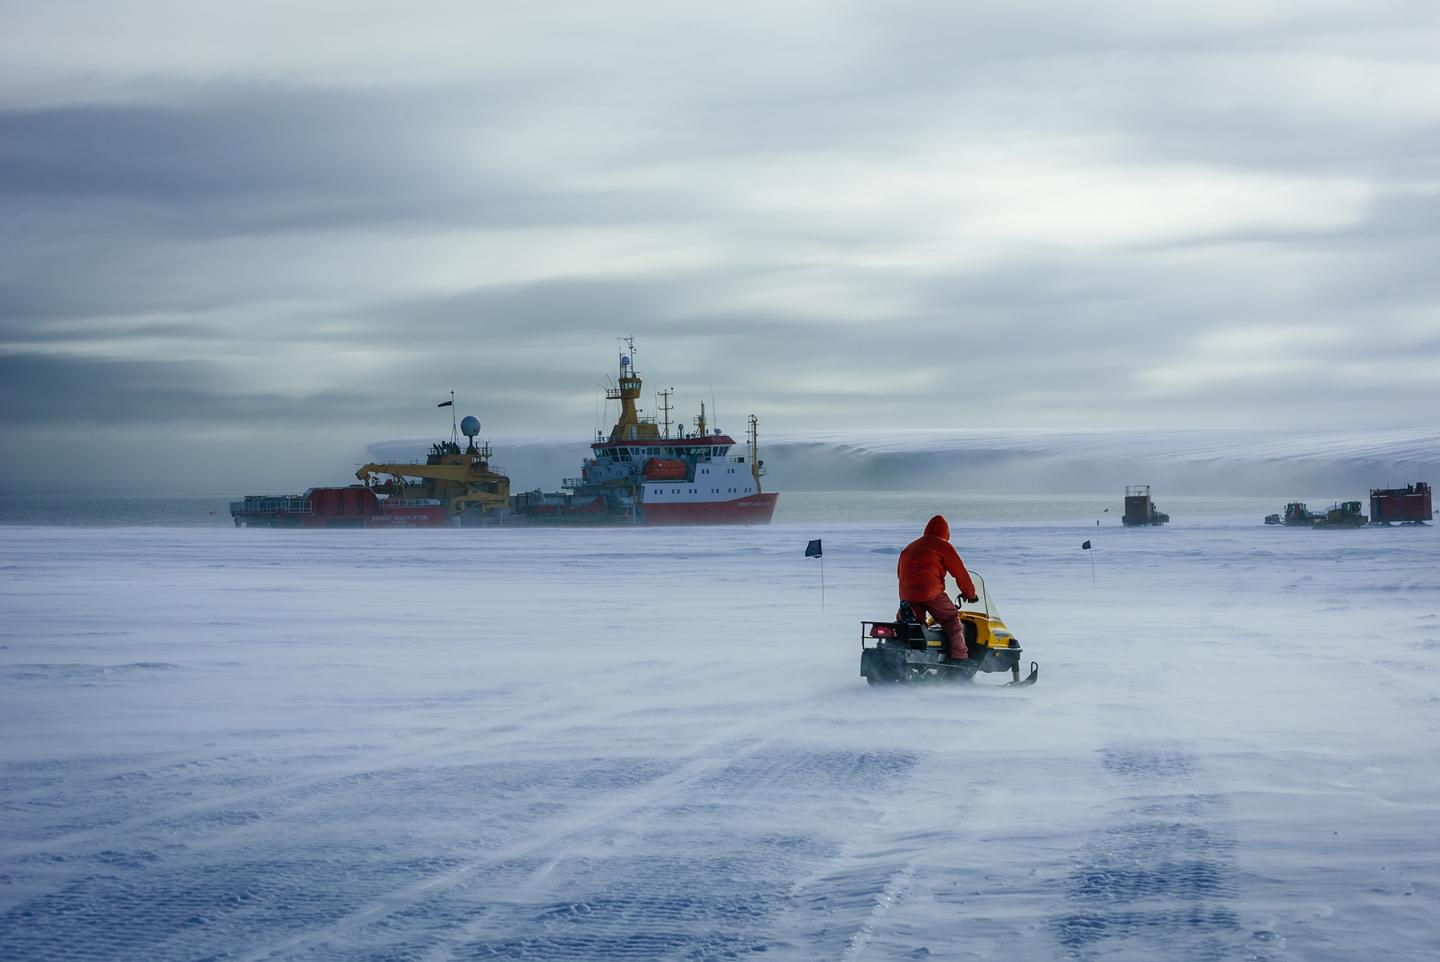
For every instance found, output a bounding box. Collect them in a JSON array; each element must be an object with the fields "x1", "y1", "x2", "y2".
[{"x1": 904, "y1": 592, "x2": 968, "y2": 660}]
